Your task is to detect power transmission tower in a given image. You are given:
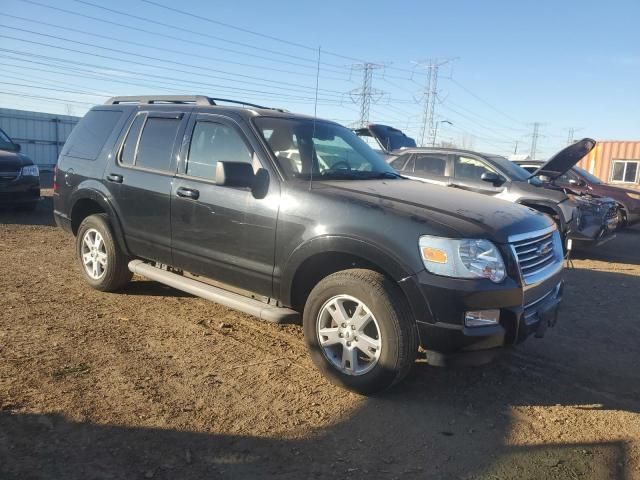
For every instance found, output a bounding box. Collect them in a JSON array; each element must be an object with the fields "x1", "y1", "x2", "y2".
[
  {"x1": 413, "y1": 58, "x2": 455, "y2": 147},
  {"x1": 529, "y1": 122, "x2": 542, "y2": 159},
  {"x1": 567, "y1": 127, "x2": 575, "y2": 145},
  {"x1": 348, "y1": 63, "x2": 385, "y2": 127}
]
